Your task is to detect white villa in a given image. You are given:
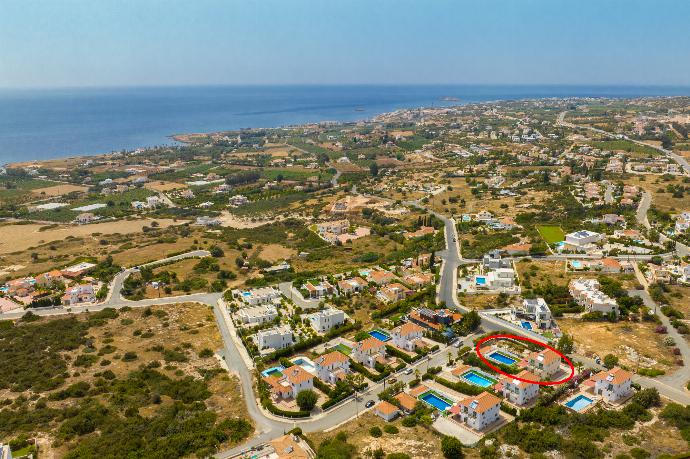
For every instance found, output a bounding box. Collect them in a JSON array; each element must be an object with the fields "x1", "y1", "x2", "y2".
[
  {"x1": 237, "y1": 304, "x2": 278, "y2": 325},
  {"x1": 257, "y1": 326, "x2": 294, "y2": 351},
  {"x1": 512, "y1": 297, "x2": 552, "y2": 329},
  {"x1": 564, "y1": 230, "x2": 603, "y2": 249},
  {"x1": 314, "y1": 351, "x2": 350, "y2": 384},
  {"x1": 590, "y1": 367, "x2": 633, "y2": 403},
  {"x1": 307, "y1": 308, "x2": 345, "y2": 332},
  {"x1": 450, "y1": 391, "x2": 502, "y2": 431},
  {"x1": 528, "y1": 349, "x2": 561, "y2": 378},
  {"x1": 351, "y1": 337, "x2": 386, "y2": 368},
  {"x1": 569, "y1": 278, "x2": 618, "y2": 316},
  {"x1": 337, "y1": 277, "x2": 368, "y2": 295},
  {"x1": 61, "y1": 284, "x2": 95, "y2": 306},
  {"x1": 391, "y1": 322, "x2": 425, "y2": 352},
  {"x1": 232, "y1": 287, "x2": 282, "y2": 306},
  {"x1": 263, "y1": 365, "x2": 314, "y2": 400},
  {"x1": 502, "y1": 370, "x2": 540, "y2": 406}
]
